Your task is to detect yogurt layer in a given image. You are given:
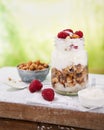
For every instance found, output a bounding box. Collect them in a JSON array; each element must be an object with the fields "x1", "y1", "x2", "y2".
[
  {"x1": 51, "y1": 49, "x2": 87, "y2": 70},
  {"x1": 55, "y1": 37, "x2": 85, "y2": 52}
]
